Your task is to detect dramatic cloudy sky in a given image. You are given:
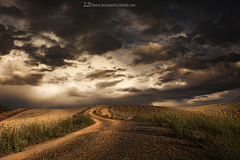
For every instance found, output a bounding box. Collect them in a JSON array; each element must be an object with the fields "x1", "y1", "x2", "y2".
[{"x1": 0, "y1": 0, "x2": 240, "y2": 110}]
